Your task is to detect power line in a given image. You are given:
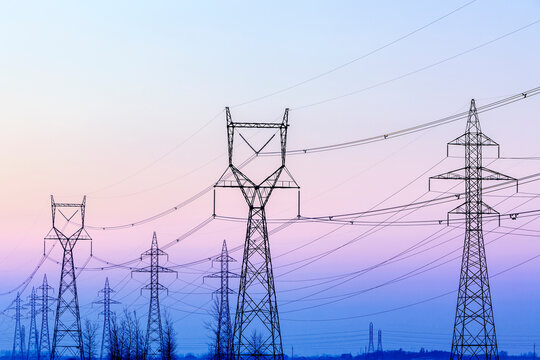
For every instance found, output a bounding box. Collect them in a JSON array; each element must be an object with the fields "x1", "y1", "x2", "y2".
[
  {"x1": 86, "y1": 155, "x2": 254, "y2": 230},
  {"x1": 83, "y1": 87, "x2": 538, "y2": 232},
  {"x1": 292, "y1": 20, "x2": 540, "y2": 110},
  {"x1": 263, "y1": 86, "x2": 540, "y2": 156},
  {"x1": 230, "y1": 0, "x2": 478, "y2": 108}
]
